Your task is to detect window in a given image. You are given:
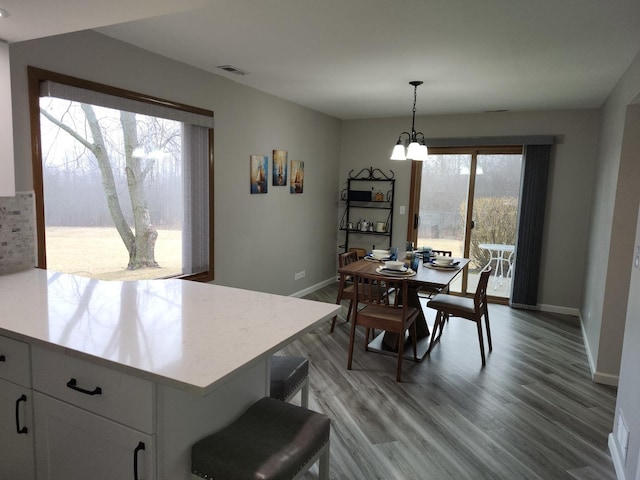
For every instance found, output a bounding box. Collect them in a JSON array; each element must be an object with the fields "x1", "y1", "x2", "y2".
[
  {"x1": 408, "y1": 146, "x2": 523, "y2": 301},
  {"x1": 28, "y1": 67, "x2": 214, "y2": 281}
]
